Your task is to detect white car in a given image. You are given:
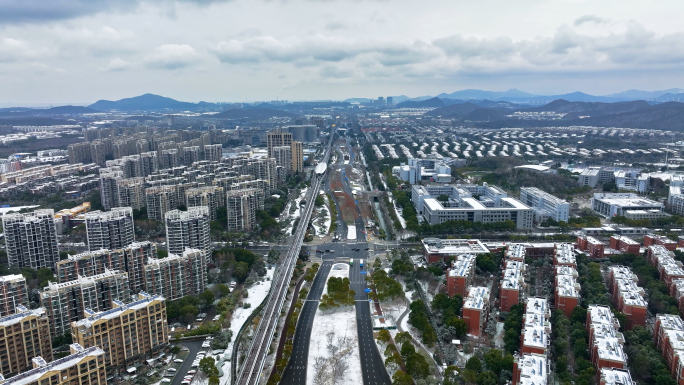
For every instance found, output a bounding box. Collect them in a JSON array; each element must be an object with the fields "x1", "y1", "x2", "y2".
[
  {"x1": 167, "y1": 368, "x2": 177, "y2": 373},
  {"x1": 174, "y1": 359, "x2": 183, "y2": 363}
]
